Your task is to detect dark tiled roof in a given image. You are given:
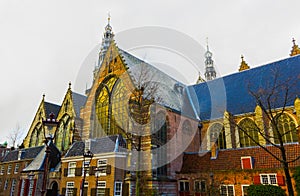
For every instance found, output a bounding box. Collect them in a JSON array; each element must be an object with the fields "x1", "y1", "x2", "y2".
[
  {"x1": 1, "y1": 146, "x2": 44, "y2": 162},
  {"x1": 65, "y1": 135, "x2": 126, "y2": 157},
  {"x1": 44, "y1": 102, "x2": 61, "y2": 119},
  {"x1": 189, "y1": 55, "x2": 300, "y2": 120},
  {"x1": 179, "y1": 144, "x2": 300, "y2": 173},
  {"x1": 72, "y1": 92, "x2": 87, "y2": 117},
  {"x1": 119, "y1": 49, "x2": 188, "y2": 113}
]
